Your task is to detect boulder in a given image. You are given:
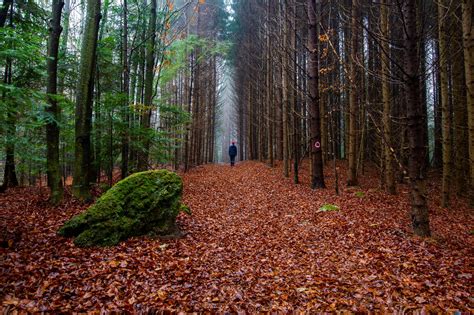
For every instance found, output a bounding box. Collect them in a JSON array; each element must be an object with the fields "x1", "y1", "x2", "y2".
[{"x1": 58, "y1": 170, "x2": 189, "y2": 247}]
